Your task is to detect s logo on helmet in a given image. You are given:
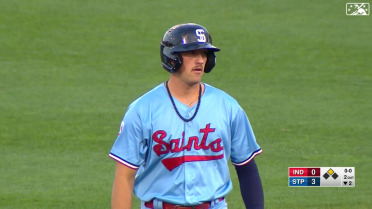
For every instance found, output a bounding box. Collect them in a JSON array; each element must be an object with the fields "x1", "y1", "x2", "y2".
[{"x1": 195, "y1": 29, "x2": 206, "y2": 42}]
